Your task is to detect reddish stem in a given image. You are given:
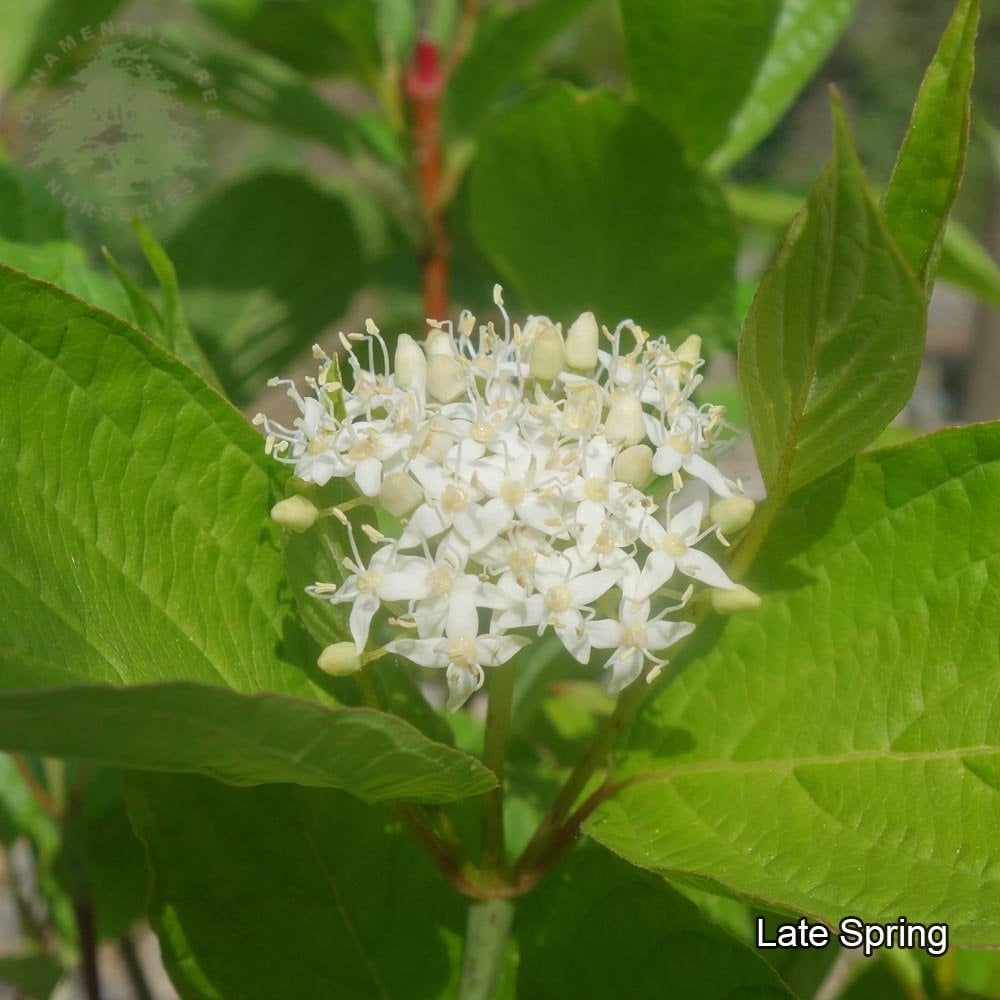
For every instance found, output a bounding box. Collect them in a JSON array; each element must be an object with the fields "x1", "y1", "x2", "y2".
[{"x1": 405, "y1": 39, "x2": 450, "y2": 319}]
